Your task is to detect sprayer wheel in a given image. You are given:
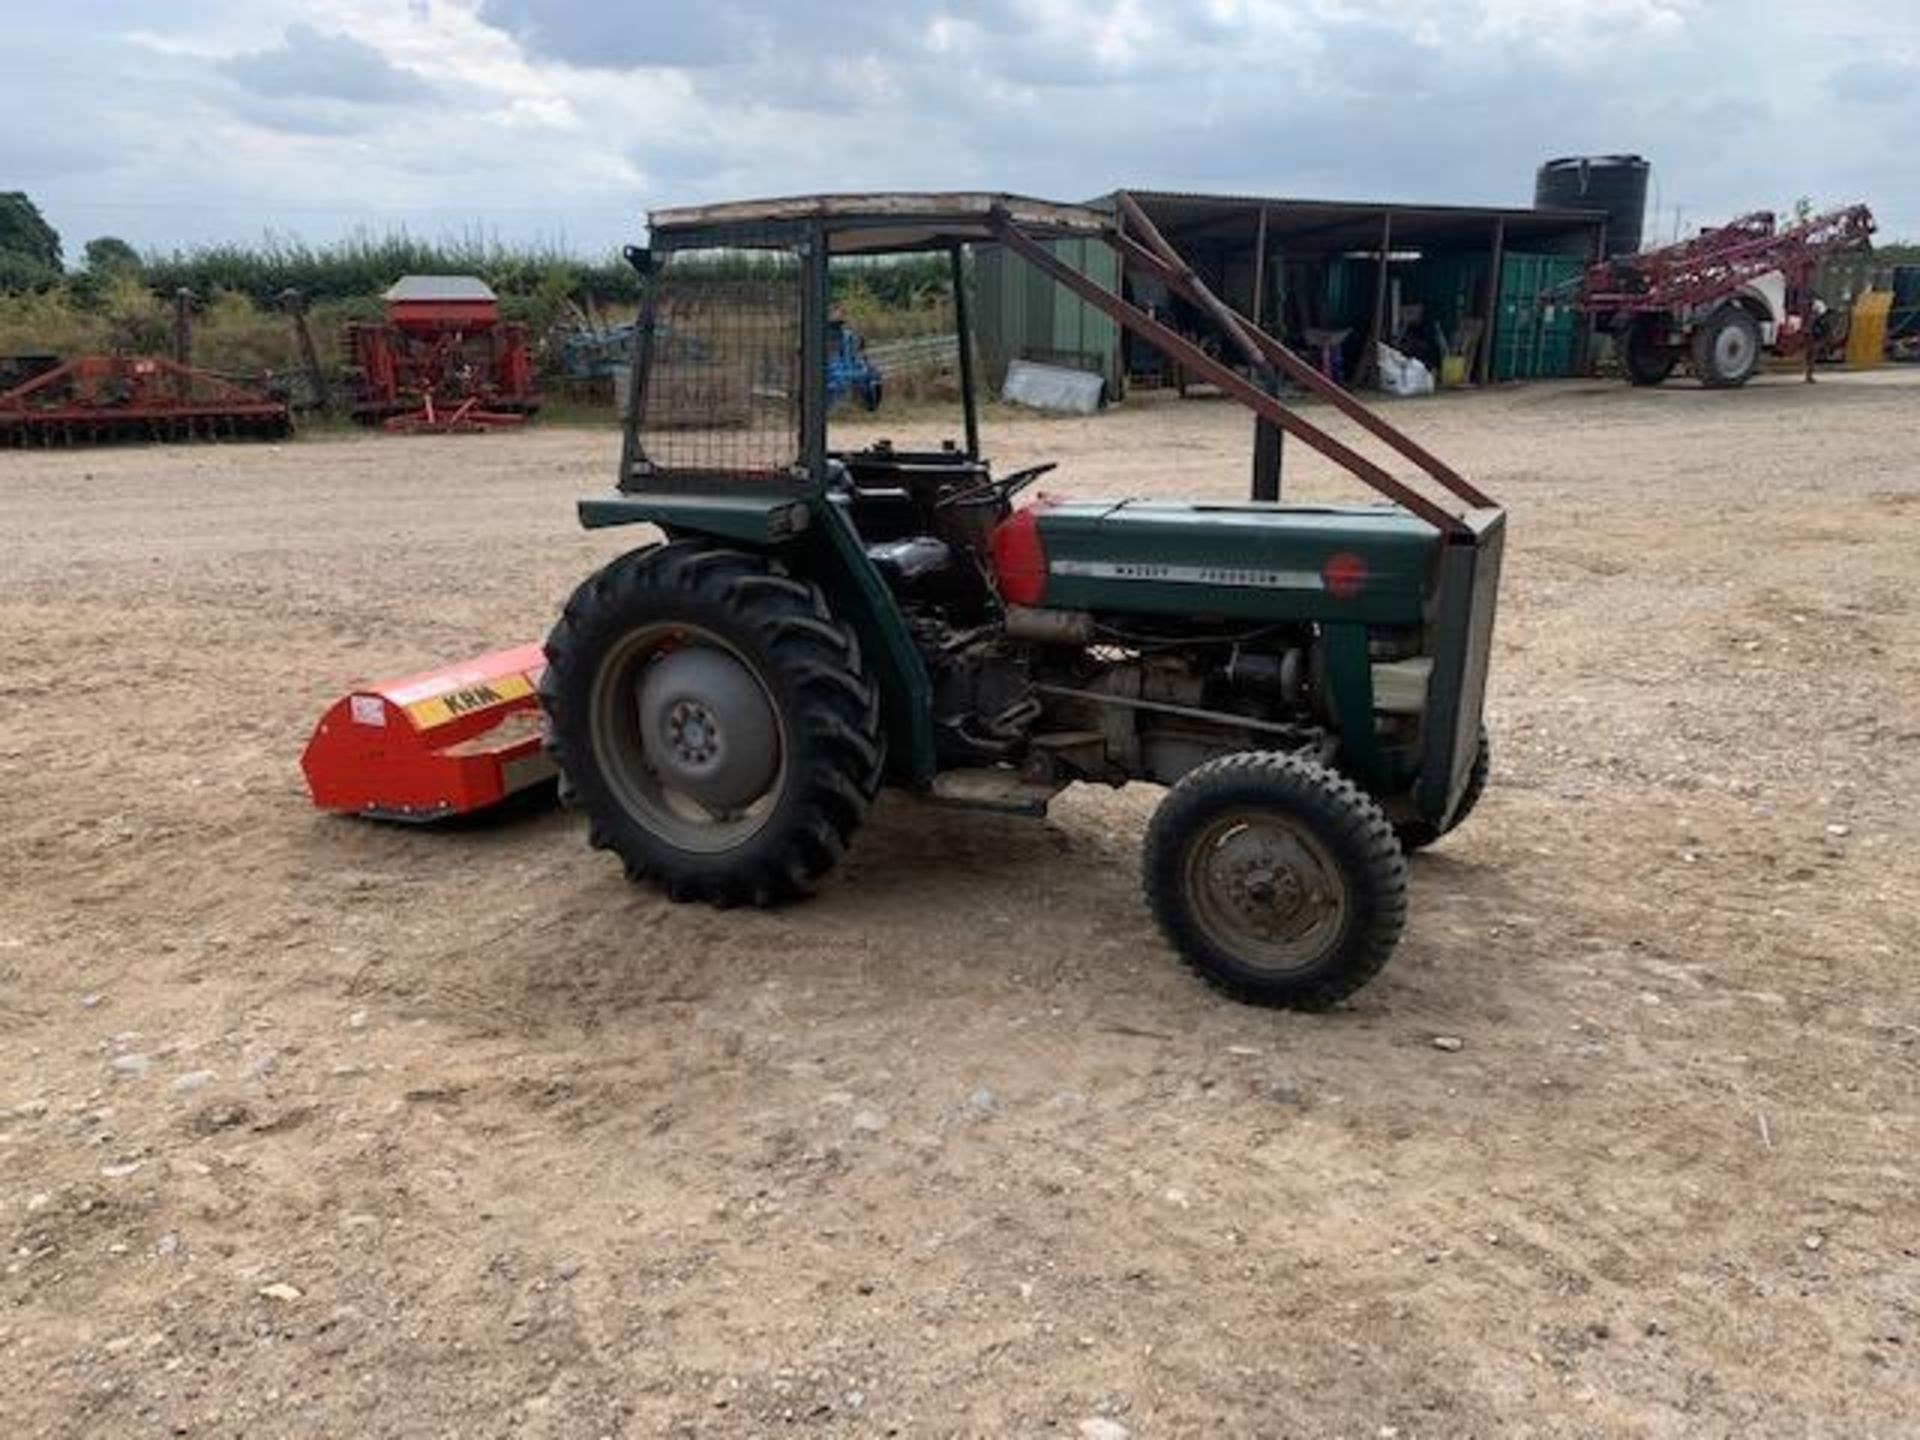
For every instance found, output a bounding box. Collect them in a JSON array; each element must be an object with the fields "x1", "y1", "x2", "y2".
[
  {"x1": 1691, "y1": 305, "x2": 1763, "y2": 388},
  {"x1": 1622, "y1": 318, "x2": 1678, "y2": 386}
]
